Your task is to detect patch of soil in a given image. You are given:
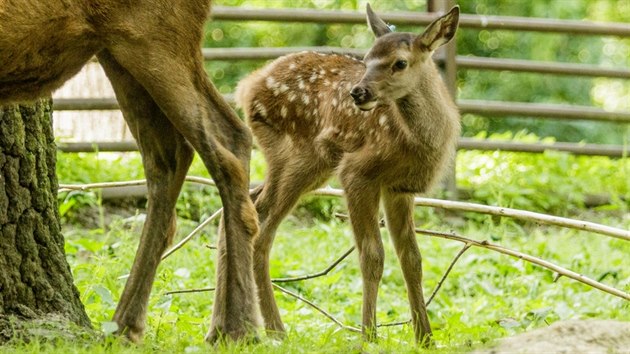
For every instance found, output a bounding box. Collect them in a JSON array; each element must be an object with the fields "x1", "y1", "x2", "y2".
[
  {"x1": 62, "y1": 197, "x2": 146, "y2": 230},
  {"x1": 473, "y1": 320, "x2": 630, "y2": 354}
]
